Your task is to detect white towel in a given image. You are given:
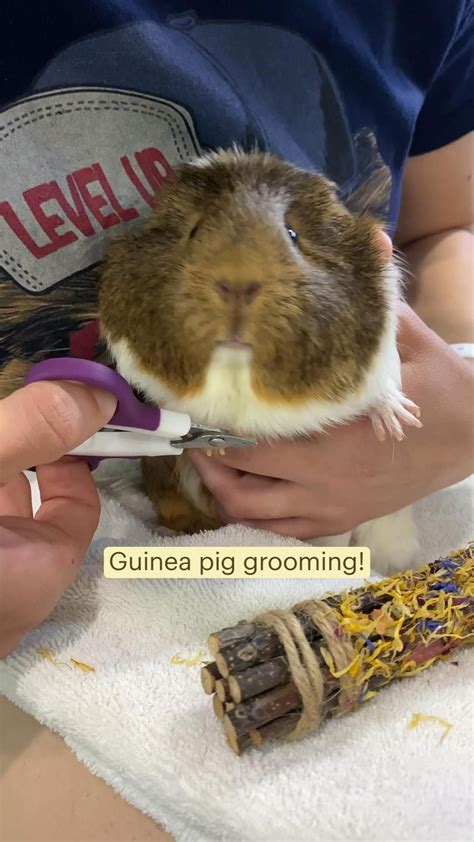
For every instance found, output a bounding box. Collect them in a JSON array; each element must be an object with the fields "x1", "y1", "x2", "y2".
[{"x1": 1, "y1": 463, "x2": 473, "y2": 842}]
